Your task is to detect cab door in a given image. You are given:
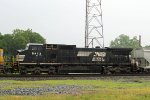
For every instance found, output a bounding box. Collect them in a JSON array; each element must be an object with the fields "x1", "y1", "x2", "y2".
[{"x1": 29, "y1": 45, "x2": 44, "y2": 64}]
